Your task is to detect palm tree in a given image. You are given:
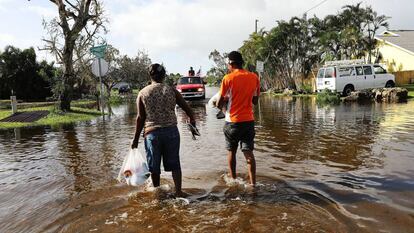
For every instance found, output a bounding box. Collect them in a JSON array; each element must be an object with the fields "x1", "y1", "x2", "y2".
[{"x1": 364, "y1": 7, "x2": 390, "y2": 62}]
